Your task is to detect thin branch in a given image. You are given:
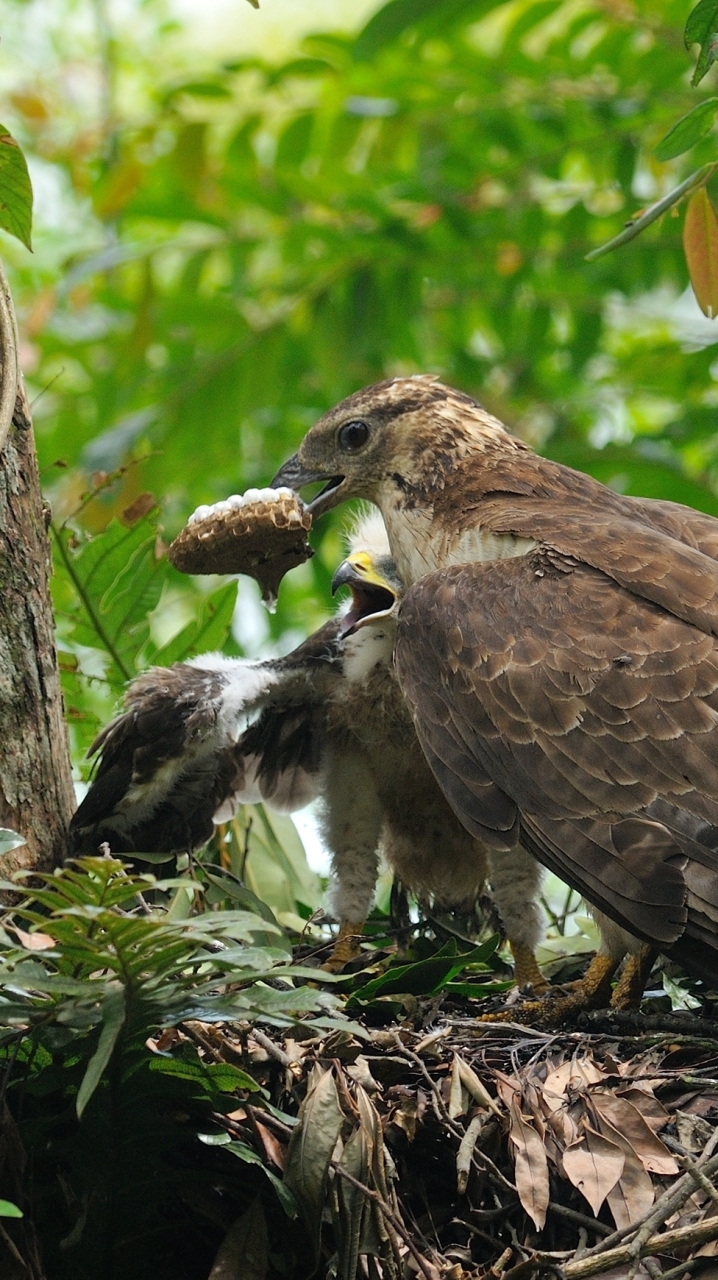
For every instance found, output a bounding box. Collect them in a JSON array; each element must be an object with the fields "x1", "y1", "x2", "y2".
[
  {"x1": 392, "y1": 1033, "x2": 462, "y2": 1134},
  {"x1": 681, "y1": 1156, "x2": 718, "y2": 1208},
  {"x1": 585, "y1": 163, "x2": 718, "y2": 261},
  {"x1": 664, "y1": 1137, "x2": 718, "y2": 1209},
  {"x1": 657, "y1": 1258, "x2": 709, "y2": 1280},
  {"x1": 562, "y1": 1214, "x2": 718, "y2": 1280},
  {"x1": 0, "y1": 258, "x2": 19, "y2": 457},
  {"x1": 178, "y1": 1021, "x2": 223, "y2": 1062},
  {"x1": 391, "y1": 1033, "x2": 518, "y2": 1197},
  {"x1": 547, "y1": 1202, "x2": 612, "y2": 1239},
  {"x1": 250, "y1": 1028, "x2": 293, "y2": 1068}
]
